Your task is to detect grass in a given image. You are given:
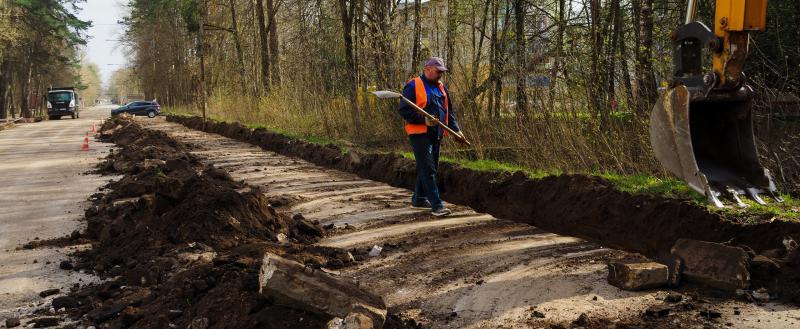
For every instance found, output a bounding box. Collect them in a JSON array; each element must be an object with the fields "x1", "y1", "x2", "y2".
[
  {"x1": 165, "y1": 107, "x2": 342, "y2": 148},
  {"x1": 715, "y1": 194, "x2": 800, "y2": 223},
  {"x1": 244, "y1": 123, "x2": 340, "y2": 147},
  {"x1": 400, "y1": 152, "x2": 558, "y2": 179},
  {"x1": 401, "y1": 151, "x2": 800, "y2": 222},
  {"x1": 166, "y1": 107, "x2": 800, "y2": 222},
  {"x1": 597, "y1": 172, "x2": 705, "y2": 201}
]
